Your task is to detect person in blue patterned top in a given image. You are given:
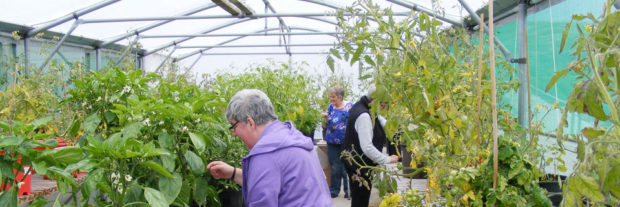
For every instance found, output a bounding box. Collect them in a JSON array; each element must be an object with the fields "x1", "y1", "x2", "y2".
[{"x1": 322, "y1": 86, "x2": 353, "y2": 199}]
